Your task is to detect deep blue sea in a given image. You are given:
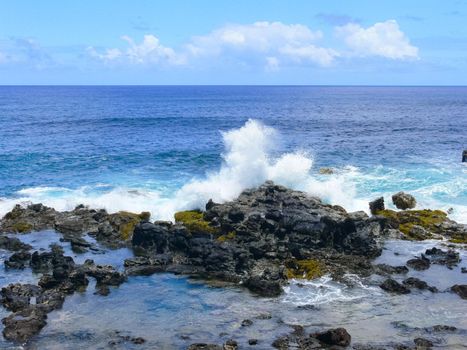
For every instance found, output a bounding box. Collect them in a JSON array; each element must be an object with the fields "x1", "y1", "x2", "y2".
[{"x1": 0, "y1": 86, "x2": 466, "y2": 222}]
